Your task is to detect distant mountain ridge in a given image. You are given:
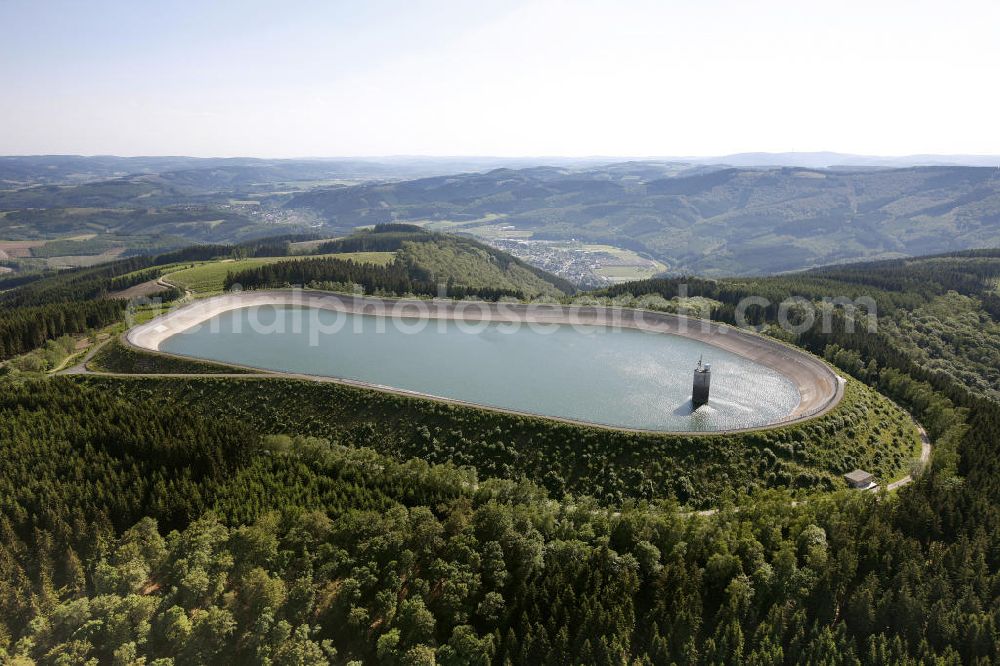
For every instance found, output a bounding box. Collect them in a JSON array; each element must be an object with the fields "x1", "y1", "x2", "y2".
[
  {"x1": 4, "y1": 155, "x2": 1000, "y2": 276},
  {"x1": 0, "y1": 155, "x2": 621, "y2": 190},
  {"x1": 4, "y1": 152, "x2": 999, "y2": 190},
  {"x1": 680, "y1": 152, "x2": 1000, "y2": 169},
  {"x1": 288, "y1": 163, "x2": 1000, "y2": 276}
]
